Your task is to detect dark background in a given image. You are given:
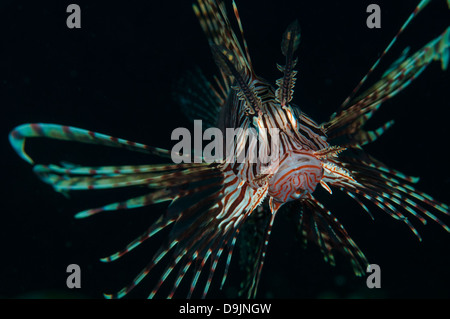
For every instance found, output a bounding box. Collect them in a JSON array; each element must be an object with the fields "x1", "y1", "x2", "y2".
[{"x1": 1, "y1": 0, "x2": 449, "y2": 299}]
